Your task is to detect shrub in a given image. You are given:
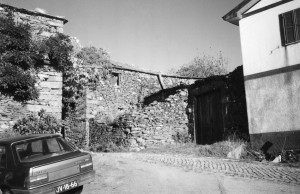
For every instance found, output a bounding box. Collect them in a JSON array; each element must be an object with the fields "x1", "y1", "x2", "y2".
[
  {"x1": 66, "y1": 130, "x2": 87, "y2": 150},
  {"x1": 172, "y1": 129, "x2": 191, "y2": 143},
  {"x1": 13, "y1": 109, "x2": 61, "y2": 135},
  {"x1": 89, "y1": 119, "x2": 127, "y2": 152}
]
